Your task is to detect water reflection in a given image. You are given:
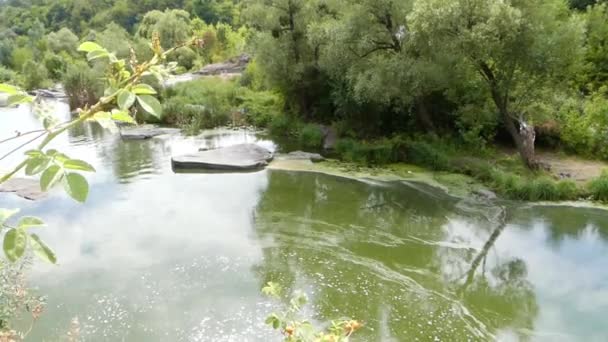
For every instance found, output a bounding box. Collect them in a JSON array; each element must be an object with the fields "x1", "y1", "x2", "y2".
[{"x1": 1, "y1": 105, "x2": 607, "y2": 341}]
